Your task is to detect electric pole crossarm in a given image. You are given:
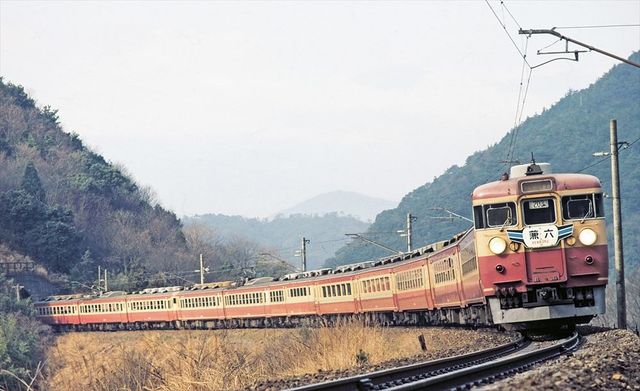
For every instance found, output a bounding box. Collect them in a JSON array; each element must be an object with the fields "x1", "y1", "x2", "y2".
[
  {"x1": 429, "y1": 208, "x2": 474, "y2": 223},
  {"x1": 346, "y1": 234, "x2": 403, "y2": 255},
  {"x1": 519, "y1": 28, "x2": 640, "y2": 68}
]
